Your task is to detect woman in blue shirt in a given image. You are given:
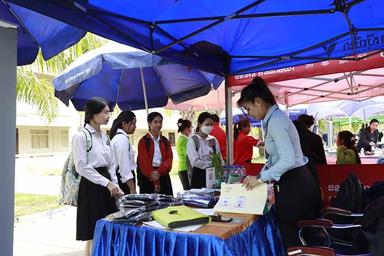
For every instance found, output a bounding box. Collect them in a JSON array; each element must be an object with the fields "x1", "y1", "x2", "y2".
[{"x1": 239, "y1": 77, "x2": 317, "y2": 249}]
